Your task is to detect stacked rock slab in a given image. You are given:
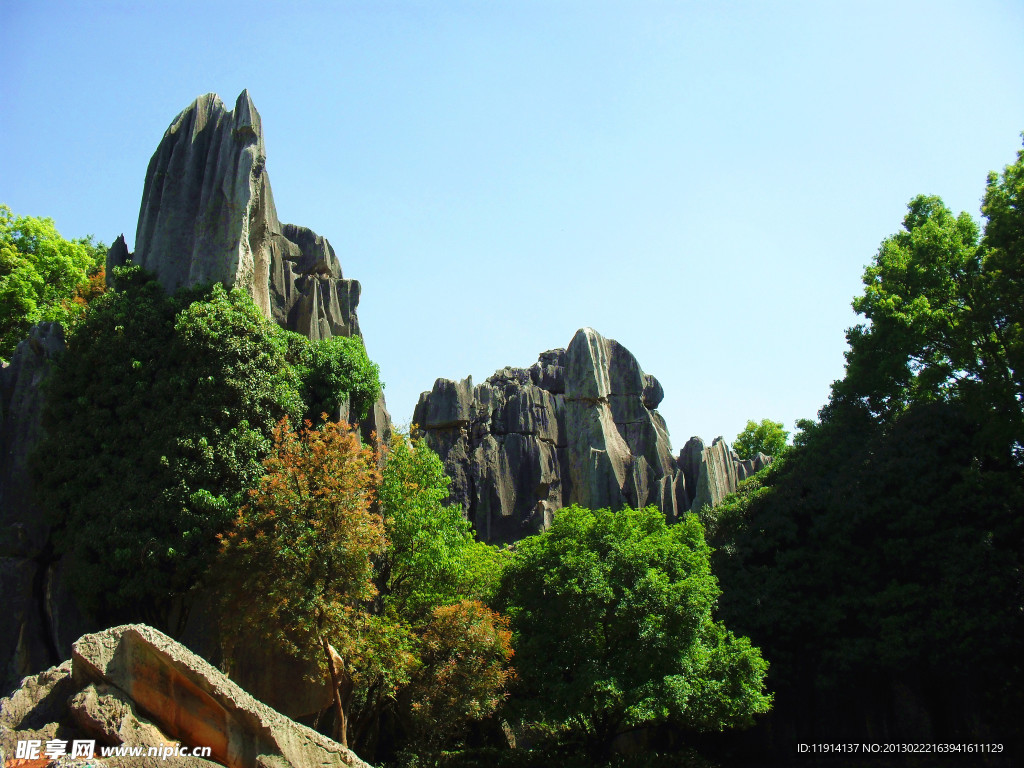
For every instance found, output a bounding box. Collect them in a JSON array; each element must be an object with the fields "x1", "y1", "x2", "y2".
[
  {"x1": 0, "y1": 624, "x2": 373, "y2": 768},
  {"x1": 415, "y1": 328, "x2": 775, "y2": 544},
  {"x1": 414, "y1": 328, "x2": 688, "y2": 544},
  {"x1": 108, "y1": 90, "x2": 389, "y2": 441}
]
